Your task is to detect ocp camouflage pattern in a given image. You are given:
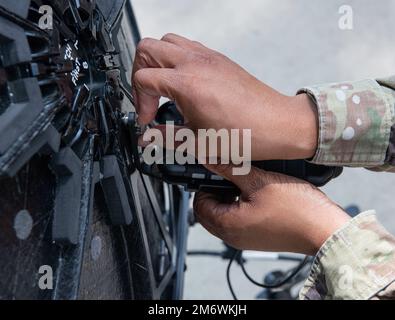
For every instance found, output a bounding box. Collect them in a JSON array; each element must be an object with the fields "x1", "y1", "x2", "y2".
[
  {"x1": 298, "y1": 78, "x2": 395, "y2": 168},
  {"x1": 299, "y1": 211, "x2": 395, "y2": 300},
  {"x1": 297, "y1": 77, "x2": 395, "y2": 300}
]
